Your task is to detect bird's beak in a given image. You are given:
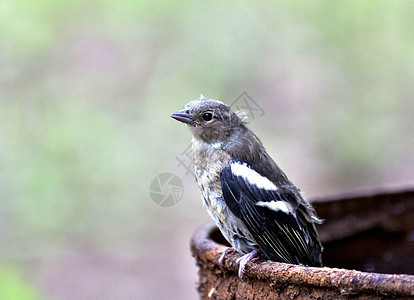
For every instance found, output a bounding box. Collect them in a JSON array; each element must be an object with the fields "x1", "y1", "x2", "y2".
[{"x1": 171, "y1": 110, "x2": 195, "y2": 125}]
